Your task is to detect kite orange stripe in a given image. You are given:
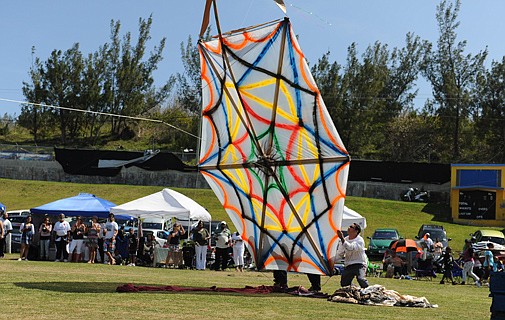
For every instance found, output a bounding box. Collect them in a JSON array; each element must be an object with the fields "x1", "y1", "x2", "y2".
[
  {"x1": 328, "y1": 195, "x2": 344, "y2": 232},
  {"x1": 317, "y1": 100, "x2": 347, "y2": 154},
  {"x1": 289, "y1": 258, "x2": 323, "y2": 274},
  {"x1": 202, "y1": 173, "x2": 242, "y2": 225},
  {"x1": 335, "y1": 162, "x2": 350, "y2": 197},
  {"x1": 289, "y1": 31, "x2": 319, "y2": 95},
  {"x1": 327, "y1": 235, "x2": 340, "y2": 258},
  {"x1": 263, "y1": 255, "x2": 288, "y2": 267},
  {"x1": 198, "y1": 117, "x2": 216, "y2": 163},
  {"x1": 199, "y1": 52, "x2": 214, "y2": 113},
  {"x1": 250, "y1": 193, "x2": 278, "y2": 215},
  {"x1": 202, "y1": 40, "x2": 222, "y2": 55},
  {"x1": 222, "y1": 22, "x2": 281, "y2": 50}
]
